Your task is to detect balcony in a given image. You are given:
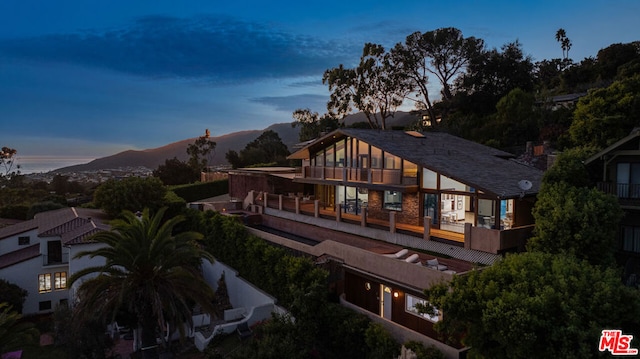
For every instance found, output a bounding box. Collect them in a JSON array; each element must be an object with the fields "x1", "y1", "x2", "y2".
[
  {"x1": 596, "y1": 182, "x2": 640, "y2": 207},
  {"x1": 43, "y1": 253, "x2": 69, "y2": 266},
  {"x1": 300, "y1": 166, "x2": 418, "y2": 187}
]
